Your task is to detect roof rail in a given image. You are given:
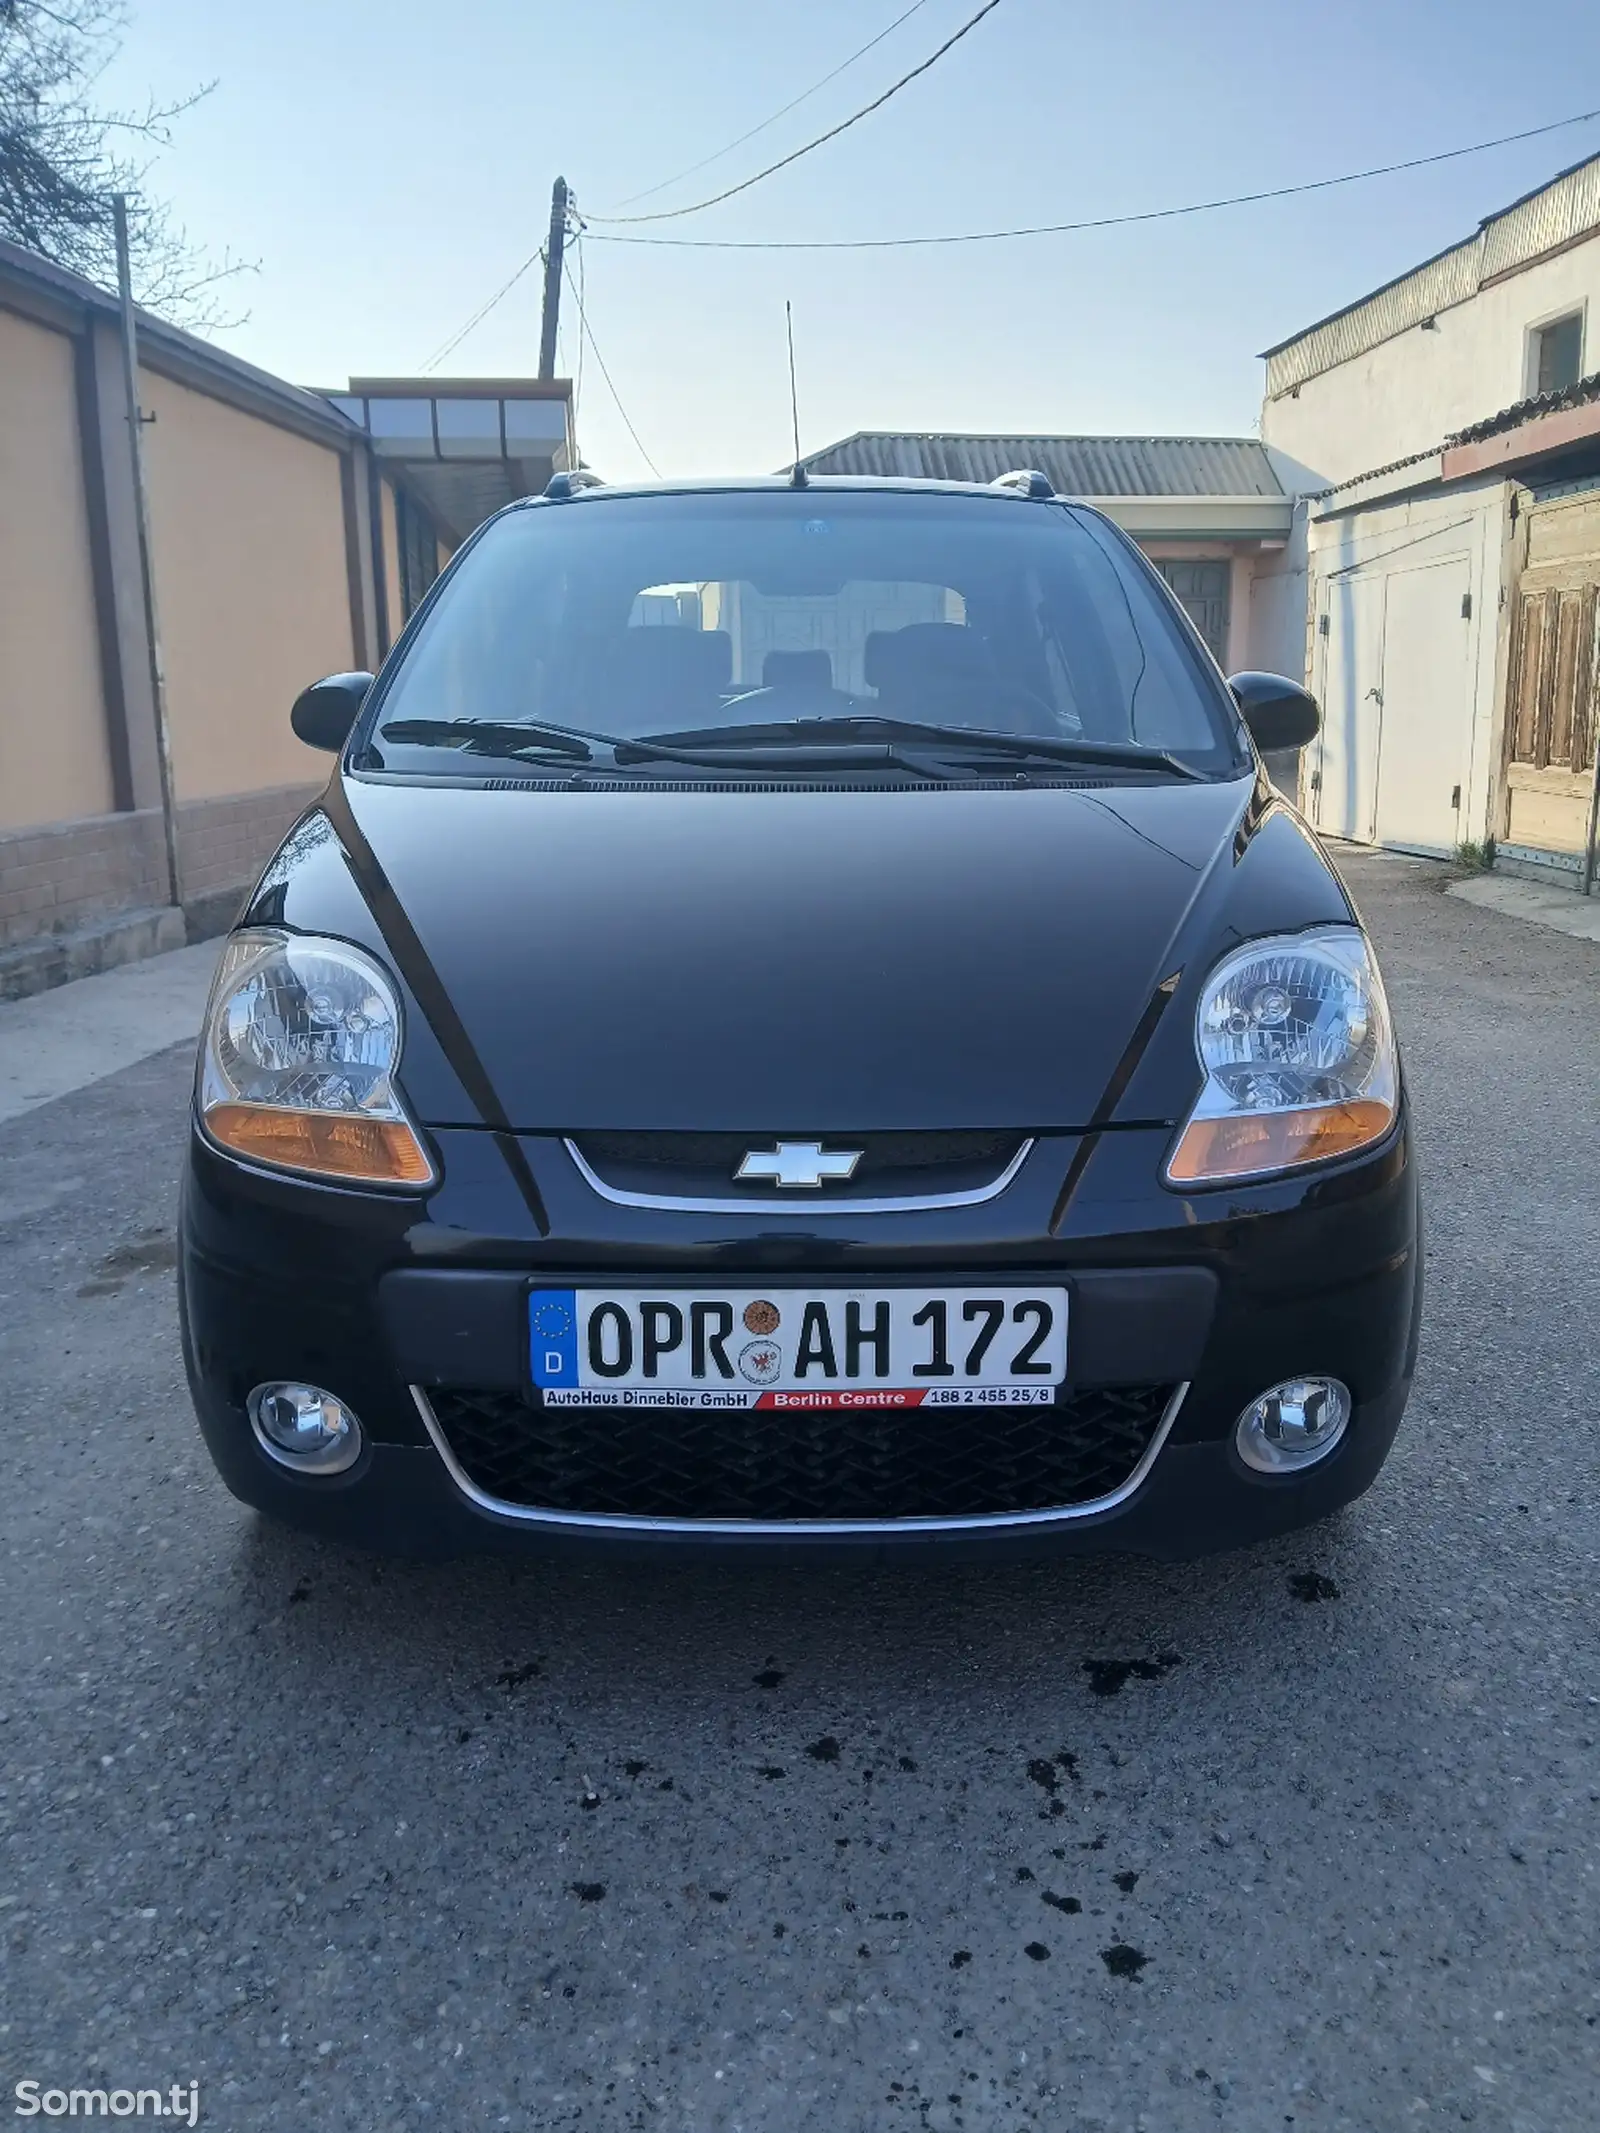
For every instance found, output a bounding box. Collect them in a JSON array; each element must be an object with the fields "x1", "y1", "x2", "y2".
[
  {"x1": 991, "y1": 468, "x2": 1055, "y2": 499},
  {"x1": 544, "y1": 467, "x2": 606, "y2": 500}
]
